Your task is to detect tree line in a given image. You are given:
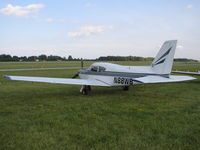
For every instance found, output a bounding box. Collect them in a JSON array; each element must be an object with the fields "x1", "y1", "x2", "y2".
[
  {"x1": 173, "y1": 58, "x2": 199, "y2": 62},
  {"x1": 0, "y1": 54, "x2": 198, "y2": 62},
  {"x1": 0, "y1": 54, "x2": 77, "y2": 62},
  {"x1": 97, "y1": 56, "x2": 154, "y2": 61},
  {"x1": 97, "y1": 56, "x2": 199, "y2": 62}
]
